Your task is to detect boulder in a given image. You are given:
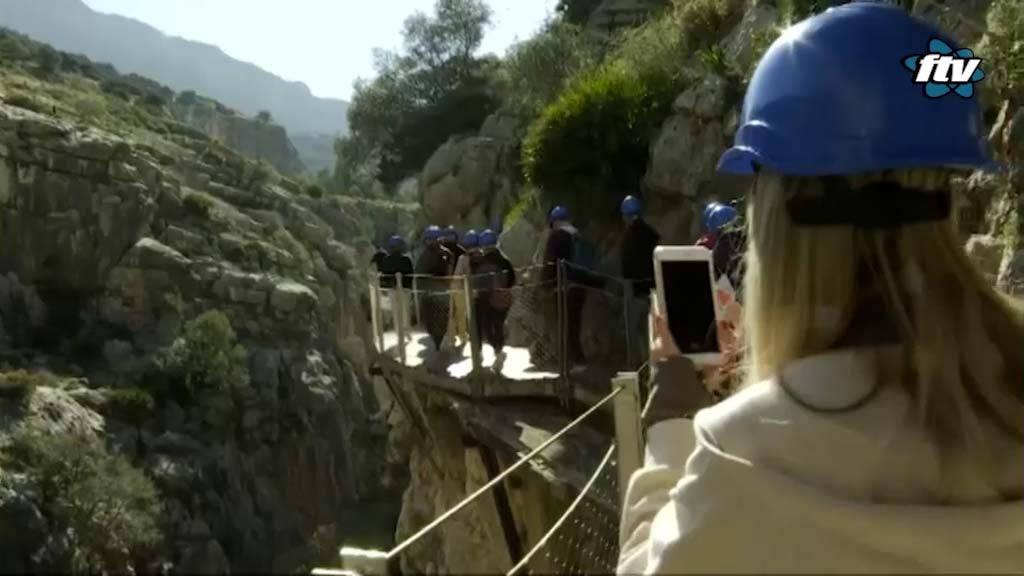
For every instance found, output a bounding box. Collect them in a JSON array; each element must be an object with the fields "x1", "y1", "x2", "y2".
[
  {"x1": 321, "y1": 240, "x2": 357, "y2": 274},
  {"x1": 965, "y1": 234, "x2": 1006, "y2": 284},
  {"x1": 419, "y1": 134, "x2": 519, "y2": 230},
  {"x1": 998, "y1": 250, "x2": 1024, "y2": 296},
  {"x1": 672, "y1": 74, "x2": 727, "y2": 120},
  {"x1": 644, "y1": 114, "x2": 724, "y2": 197},
  {"x1": 122, "y1": 238, "x2": 191, "y2": 273},
  {"x1": 270, "y1": 281, "x2": 317, "y2": 313},
  {"x1": 722, "y1": 3, "x2": 779, "y2": 73}
]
